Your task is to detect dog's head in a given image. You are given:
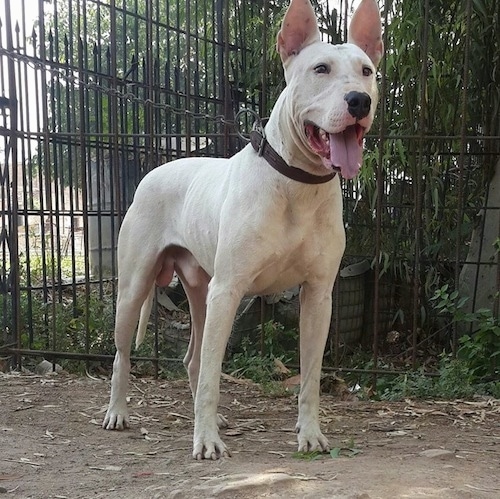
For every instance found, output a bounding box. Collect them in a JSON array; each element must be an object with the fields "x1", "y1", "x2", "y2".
[{"x1": 276, "y1": 0, "x2": 383, "y2": 179}]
